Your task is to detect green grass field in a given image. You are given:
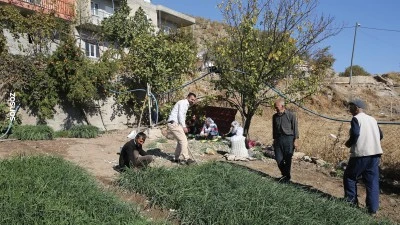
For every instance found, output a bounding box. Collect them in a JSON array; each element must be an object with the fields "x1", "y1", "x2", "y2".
[
  {"x1": 119, "y1": 162, "x2": 395, "y2": 225},
  {"x1": 0, "y1": 155, "x2": 164, "y2": 225}
]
